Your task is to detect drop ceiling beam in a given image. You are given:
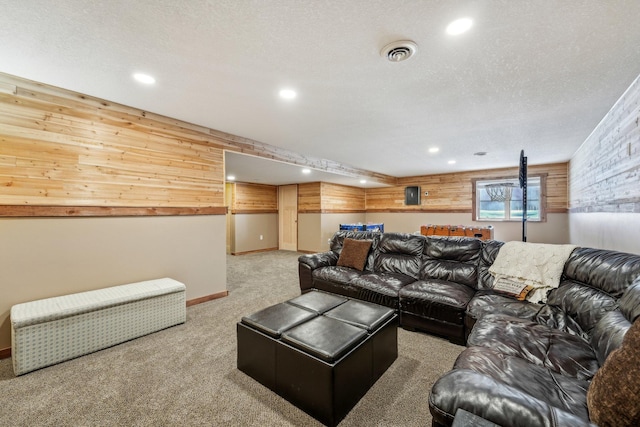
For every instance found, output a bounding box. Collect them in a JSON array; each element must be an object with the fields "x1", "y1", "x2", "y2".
[{"x1": 208, "y1": 129, "x2": 398, "y2": 186}]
